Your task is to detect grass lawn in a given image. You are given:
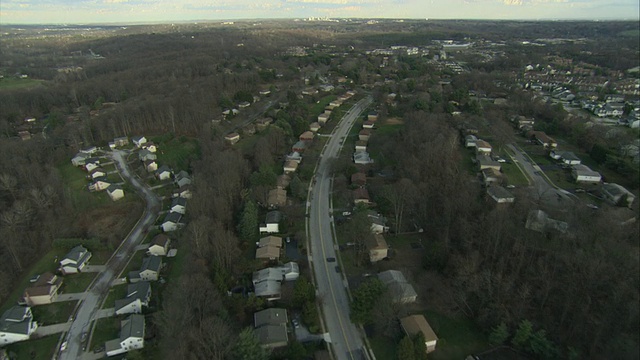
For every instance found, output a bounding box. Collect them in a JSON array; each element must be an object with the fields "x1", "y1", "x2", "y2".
[
  {"x1": 425, "y1": 310, "x2": 491, "y2": 360},
  {"x1": 310, "y1": 95, "x2": 337, "y2": 117},
  {"x1": 62, "y1": 273, "x2": 97, "y2": 293},
  {"x1": 0, "y1": 77, "x2": 45, "y2": 90},
  {"x1": 102, "y1": 283, "x2": 128, "y2": 309},
  {"x1": 32, "y1": 300, "x2": 78, "y2": 325},
  {"x1": 122, "y1": 250, "x2": 146, "y2": 277},
  {"x1": 374, "y1": 123, "x2": 403, "y2": 137},
  {"x1": 501, "y1": 162, "x2": 529, "y2": 186},
  {"x1": 544, "y1": 168, "x2": 576, "y2": 190},
  {"x1": 57, "y1": 162, "x2": 110, "y2": 211},
  {"x1": 5, "y1": 334, "x2": 59, "y2": 360},
  {"x1": 90, "y1": 316, "x2": 121, "y2": 351},
  {"x1": 370, "y1": 335, "x2": 398, "y2": 360},
  {"x1": 153, "y1": 135, "x2": 200, "y2": 172}
]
